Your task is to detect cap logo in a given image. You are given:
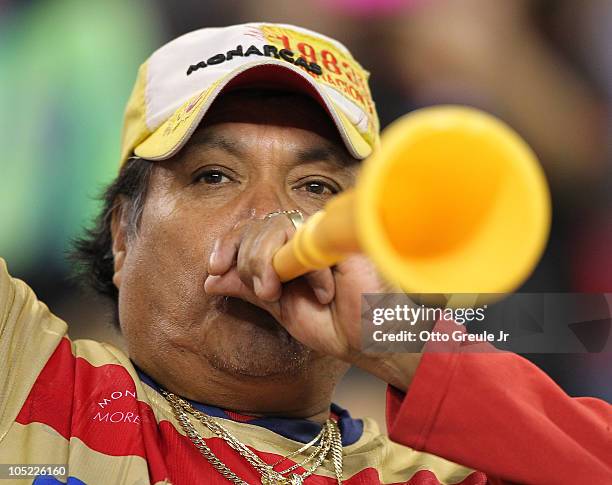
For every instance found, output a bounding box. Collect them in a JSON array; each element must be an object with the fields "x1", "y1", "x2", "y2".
[
  {"x1": 186, "y1": 44, "x2": 322, "y2": 76},
  {"x1": 261, "y1": 25, "x2": 375, "y2": 118}
]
